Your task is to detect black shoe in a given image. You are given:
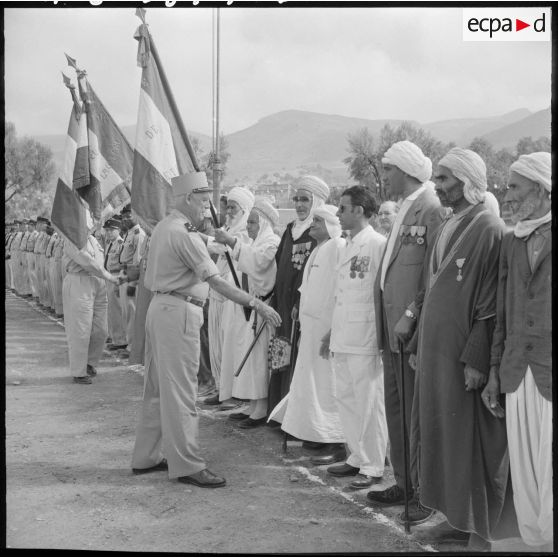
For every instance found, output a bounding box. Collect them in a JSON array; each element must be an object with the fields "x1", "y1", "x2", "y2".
[
  {"x1": 327, "y1": 462, "x2": 360, "y2": 477},
  {"x1": 107, "y1": 343, "x2": 127, "y2": 351},
  {"x1": 228, "y1": 412, "x2": 250, "y2": 421},
  {"x1": 348, "y1": 474, "x2": 382, "y2": 489},
  {"x1": 73, "y1": 376, "x2": 92, "y2": 385},
  {"x1": 310, "y1": 447, "x2": 347, "y2": 466},
  {"x1": 302, "y1": 441, "x2": 328, "y2": 450},
  {"x1": 367, "y1": 484, "x2": 411, "y2": 507},
  {"x1": 132, "y1": 459, "x2": 168, "y2": 475},
  {"x1": 86, "y1": 364, "x2": 97, "y2": 377},
  {"x1": 237, "y1": 417, "x2": 266, "y2": 429},
  {"x1": 413, "y1": 520, "x2": 469, "y2": 543},
  {"x1": 177, "y1": 468, "x2": 226, "y2": 488},
  {"x1": 203, "y1": 394, "x2": 221, "y2": 406},
  {"x1": 399, "y1": 501, "x2": 436, "y2": 526}
]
